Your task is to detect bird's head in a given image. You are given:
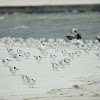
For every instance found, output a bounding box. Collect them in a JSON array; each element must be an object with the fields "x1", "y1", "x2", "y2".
[{"x1": 72, "y1": 28, "x2": 78, "y2": 33}]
